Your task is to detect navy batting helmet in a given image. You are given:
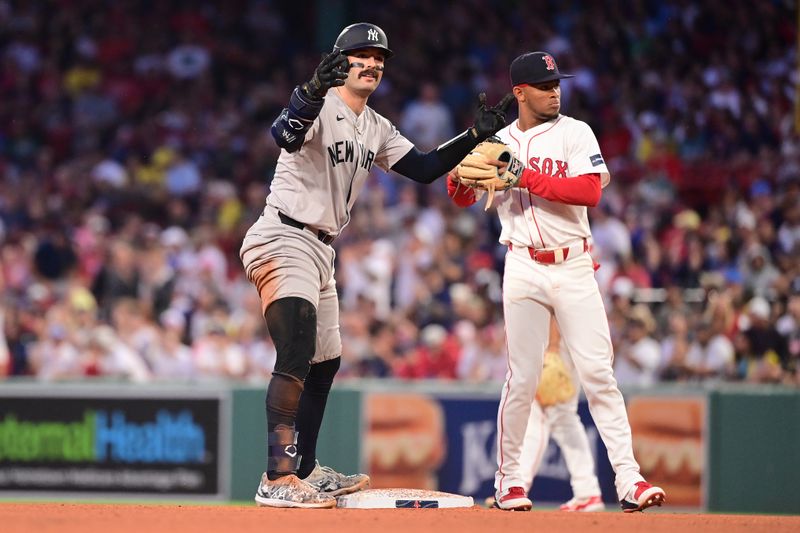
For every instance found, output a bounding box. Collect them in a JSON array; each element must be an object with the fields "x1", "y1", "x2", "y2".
[{"x1": 333, "y1": 23, "x2": 393, "y2": 58}]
